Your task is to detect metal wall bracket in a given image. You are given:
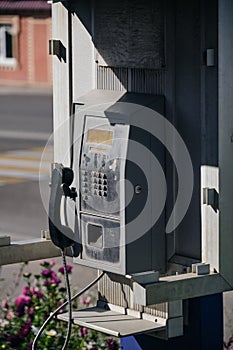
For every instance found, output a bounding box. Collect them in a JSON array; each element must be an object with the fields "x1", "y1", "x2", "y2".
[
  {"x1": 133, "y1": 272, "x2": 231, "y2": 306},
  {"x1": 192, "y1": 263, "x2": 210, "y2": 275},
  {"x1": 0, "y1": 238, "x2": 60, "y2": 266},
  {"x1": 203, "y1": 187, "x2": 219, "y2": 211},
  {"x1": 0, "y1": 235, "x2": 11, "y2": 247},
  {"x1": 49, "y1": 39, "x2": 66, "y2": 62},
  {"x1": 126, "y1": 270, "x2": 160, "y2": 284}
]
